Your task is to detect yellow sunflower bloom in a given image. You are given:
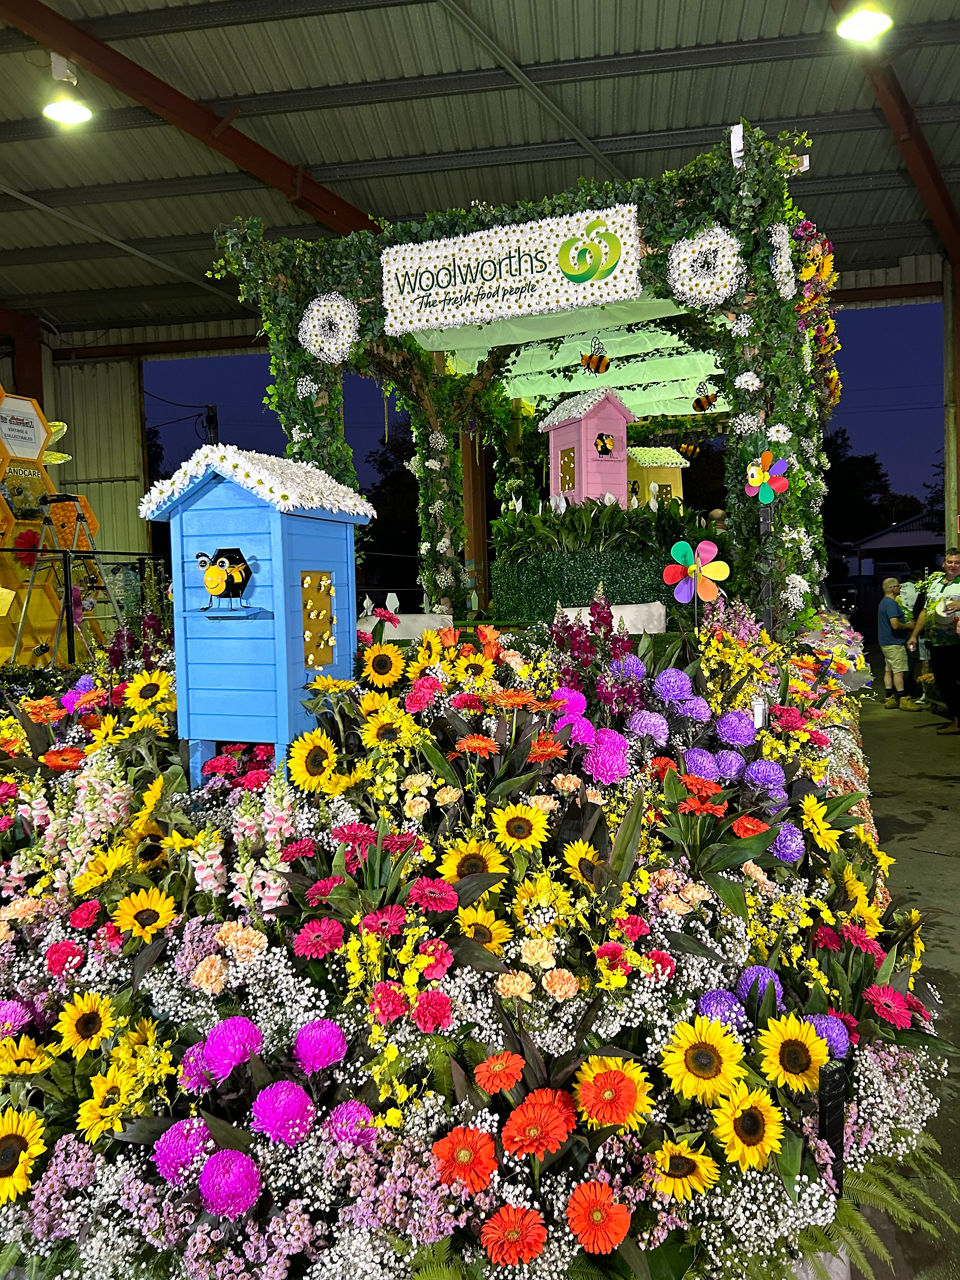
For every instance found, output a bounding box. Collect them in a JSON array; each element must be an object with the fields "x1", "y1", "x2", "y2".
[
  {"x1": 563, "y1": 839, "x2": 602, "y2": 888},
  {"x1": 362, "y1": 643, "x2": 405, "y2": 689},
  {"x1": 0, "y1": 1035, "x2": 53, "y2": 1079},
  {"x1": 129, "y1": 711, "x2": 171, "y2": 736},
  {"x1": 287, "y1": 729, "x2": 338, "y2": 792},
  {"x1": 438, "y1": 838, "x2": 508, "y2": 885},
  {"x1": 357, "y1": 690, "x2": 397, "y2": 718},
  {"x1": 0, "y1": 1109, "x2": 45, "y2": 1205},
  {"x1": 757, "y1": 1013, "x2": 828, "y2": 1093},
  {"x1": 453, "y1": 653, "x2": 495, "y2": 685},
  {"x1": 113, "y1": 886, "x2": 177, "y2": 944},
  {"x1": 574, "y1": 1055, "x2": 653, "y2": 1131},
  {"x1": 491, "y1": 802, "x2": 549, "y2": 853},
  {"x1": 135, "y1": 835, "x2": 168, "y2": 873},
  {"x1": 55, "y1": 992, "x2": 116, "y2": 1060},
  {"x1": 85, "y1": 715, "x2": 125, "y2": 754},
  {"x1": 417, "y1": 631, "x2": 443, "y2": 664},
  {"x1": 513, "y1": 874, "x2": 572, "y2": 938},
  {"x1": 710, "y1": 1081, "x2": 784, "y2": 1170},
  {"x1": 652, "y1": 1139, "x2": 719, "y2": 1202},
  {"x1": 660, "y1": 1016, "x2": 746, "y2": 1104},
  {"x1": 457, "y1": 905, "x2": 512, "y2": 955},
  {"x1": 71, "y1": 844, "x2": 133, "y2": 896},
  {"x1": 799, "y1": 795, "x2": 842, "y2": 854},
  {"x1": 76, "y1": 1064, "x2": 140, "y2": 1144},
  {"x1": 360, "y1": 709, "x2": 416, "y2": 752},
  {"x1": 309, "y1": 675, "x2": 355, "y2": 695},
  {"x1": 124, "y1": 669, "x2": 175, "y2": 713}
]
